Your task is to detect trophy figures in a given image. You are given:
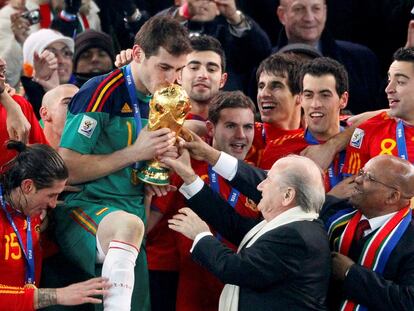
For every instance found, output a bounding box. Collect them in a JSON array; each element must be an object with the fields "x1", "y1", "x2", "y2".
[{"x1": 136, "y1": 84, "x2": 191, "y2": 185}]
